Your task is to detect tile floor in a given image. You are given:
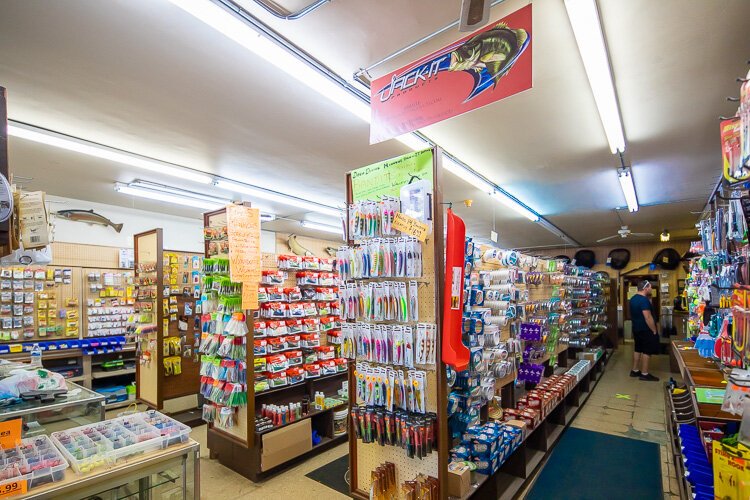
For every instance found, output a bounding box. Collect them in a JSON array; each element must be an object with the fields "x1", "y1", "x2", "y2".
[{"x1": 164, "y1": 343, "x2": 679, "y2": 499}]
